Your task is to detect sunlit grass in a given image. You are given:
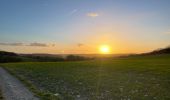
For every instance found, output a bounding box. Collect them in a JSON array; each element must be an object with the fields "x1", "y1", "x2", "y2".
[{"x1": 2, "y1": 54, "x2": 170, "y2": 100}]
